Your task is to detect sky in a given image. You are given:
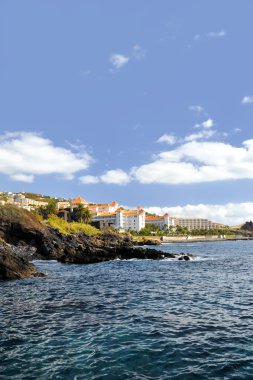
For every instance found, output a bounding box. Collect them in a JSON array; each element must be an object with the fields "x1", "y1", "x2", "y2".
[{"x1": 1, "y1": 0, "x2": 253, "y2": 225}]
